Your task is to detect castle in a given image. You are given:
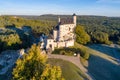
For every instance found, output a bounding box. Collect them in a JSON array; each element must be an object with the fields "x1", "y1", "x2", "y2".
[{"x1": 40, "y1": 14, "x2": 77, "y2": 51}]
